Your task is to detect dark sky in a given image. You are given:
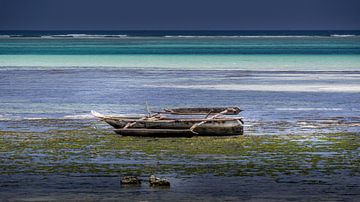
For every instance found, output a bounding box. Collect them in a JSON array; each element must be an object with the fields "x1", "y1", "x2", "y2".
[{"x1": 0, "y1": 0, "x2": 359, "y2": 30}]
